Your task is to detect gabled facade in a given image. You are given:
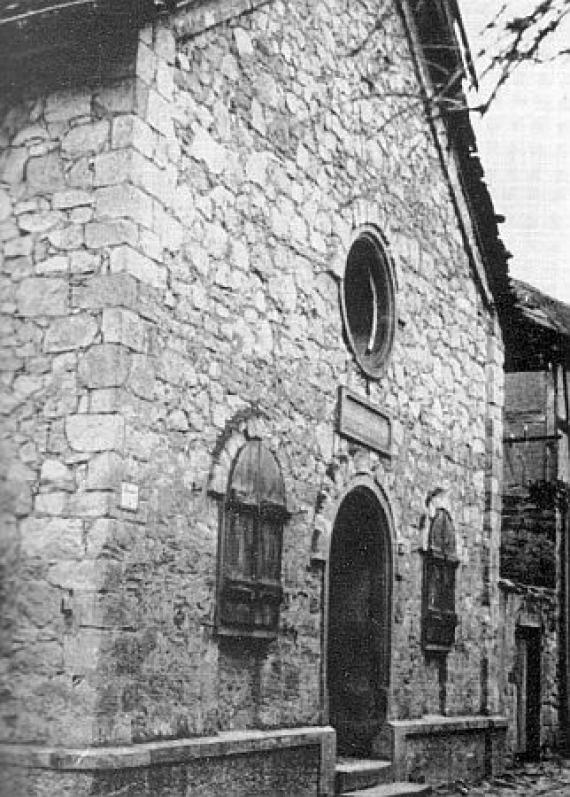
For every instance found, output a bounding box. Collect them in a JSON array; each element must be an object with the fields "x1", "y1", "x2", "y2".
[{"x1": 0, "y1": 2, "x2": 511, "y2": 794}]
